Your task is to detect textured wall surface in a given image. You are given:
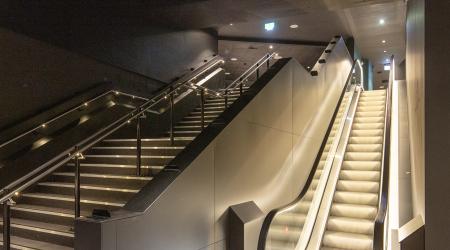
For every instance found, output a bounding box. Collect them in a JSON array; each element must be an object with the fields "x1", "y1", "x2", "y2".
[
  {"x1": 424, "y1": 0, "x2": 450, "y2": 249},
  {"x1": 0, "y1": 28, "x2": 164, "y2": 130},
  {"x1": 405, "y1": 0, "x2": 425, "y2": 222}
]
